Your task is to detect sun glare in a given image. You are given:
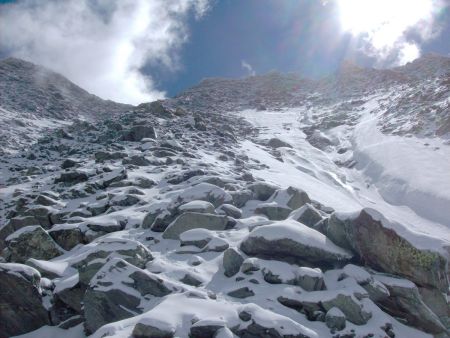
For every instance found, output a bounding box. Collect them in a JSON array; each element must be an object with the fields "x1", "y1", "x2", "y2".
[{"x1": 337, "y1": 0, "x2": 433, "y2": 36}]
